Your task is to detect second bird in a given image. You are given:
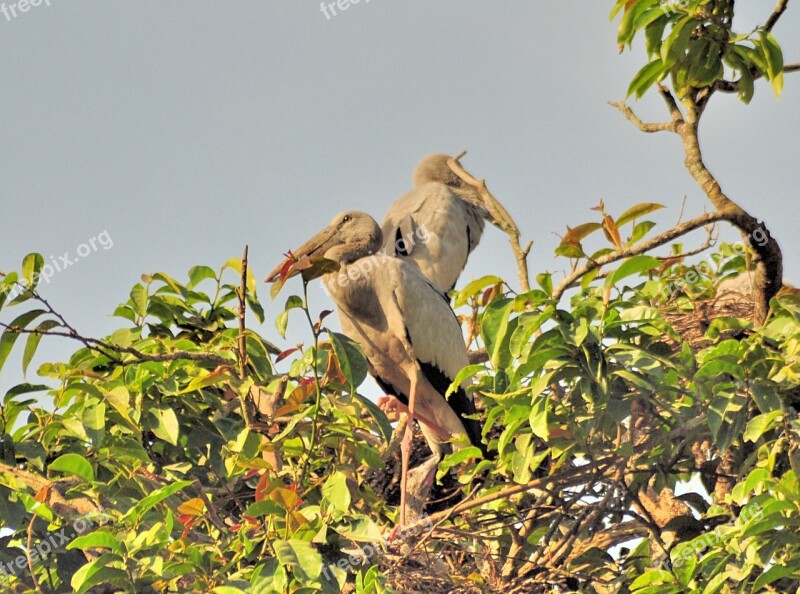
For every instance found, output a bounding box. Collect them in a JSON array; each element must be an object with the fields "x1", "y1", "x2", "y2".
[{"x1": 381, "y1": 153, "x2": 490, "y2": 295}]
